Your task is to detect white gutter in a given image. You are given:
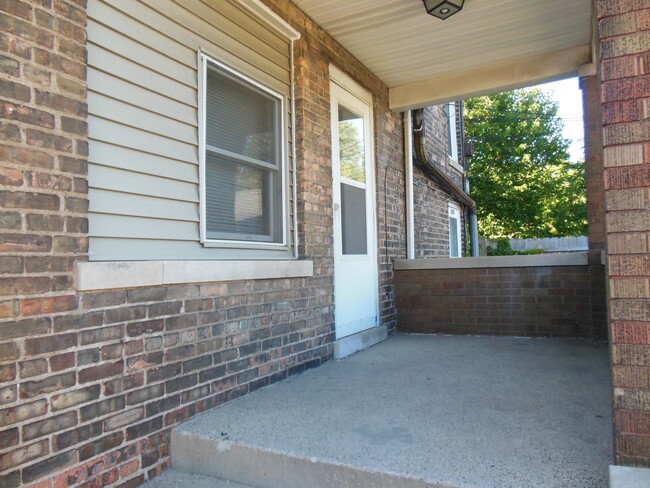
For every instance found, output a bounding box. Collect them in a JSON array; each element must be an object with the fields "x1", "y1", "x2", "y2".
[{"x1": 404, "y1": 110, "x2": 415, "y2": 259}]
